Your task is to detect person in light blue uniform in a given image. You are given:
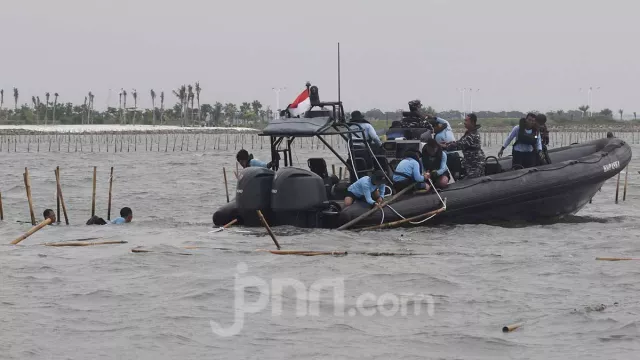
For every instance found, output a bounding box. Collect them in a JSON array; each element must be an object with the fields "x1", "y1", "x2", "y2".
[
  {"x1": 344, "y1": 170, "x2": 388, "y2": 208},
  {"x1": 110, "y1": 207, "x2": 132, "y2": 224},
  {"x1": 349, "y1": 111, "x2": 383, "y2": 151},
  {"x1": 392, "y1": 149, "x2": 429, "y2": 192},
  {"x1": 422, "y1": 138, "x2": 449, "y2": 189},
  {"x1": 431, "y1": 117, "x2": 456, "y2": 144},
  {"x1": 498, "y1": 114, "x2": 542, "y2": 169},
  {"x1": 236, "y1": 149, "x2": 270, "y2": 168}
]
